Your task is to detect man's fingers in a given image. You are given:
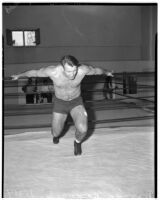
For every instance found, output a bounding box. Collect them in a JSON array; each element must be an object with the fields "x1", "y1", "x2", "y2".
[
  {"x1": 11, "y1": 75, "x2": 18, "y2": 80},
  {"x1": 107, "y1": 72, "x2": 114, "y2": 77}
]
